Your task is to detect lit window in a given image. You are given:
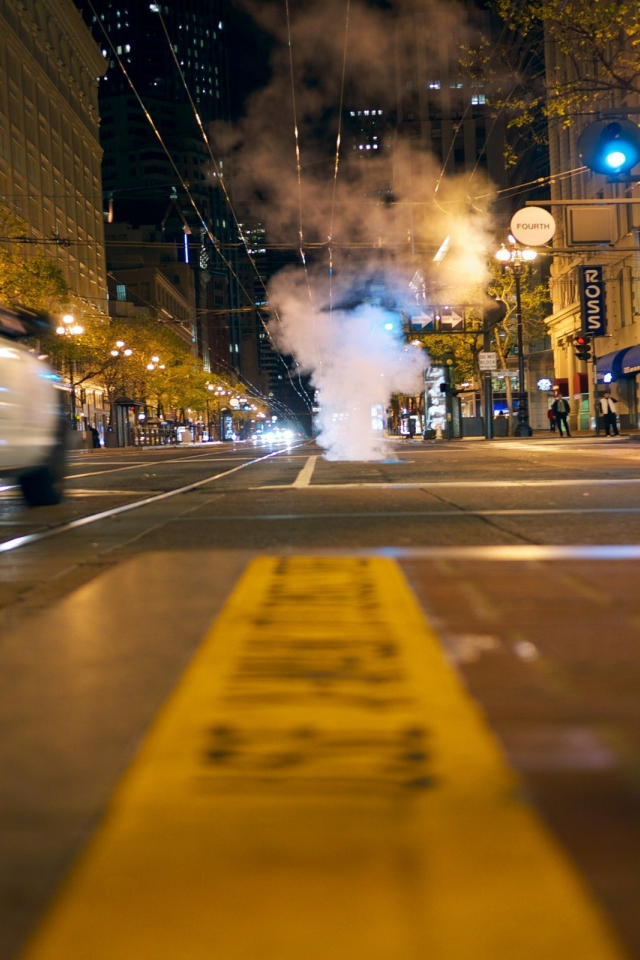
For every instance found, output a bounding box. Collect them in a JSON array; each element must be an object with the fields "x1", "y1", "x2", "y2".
[
  {"x1": 471, "y1": 93, "x2": 486, "y2": 105},
  {"x1": 116, "y1": 284, "x2": 126, "y2": 301},
  {"x1": 428, "y1": 81, "x2": 440, "y2": 90},
  {"x1": 364, "y1": 110, "x2": 369, "y2": 115}
]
